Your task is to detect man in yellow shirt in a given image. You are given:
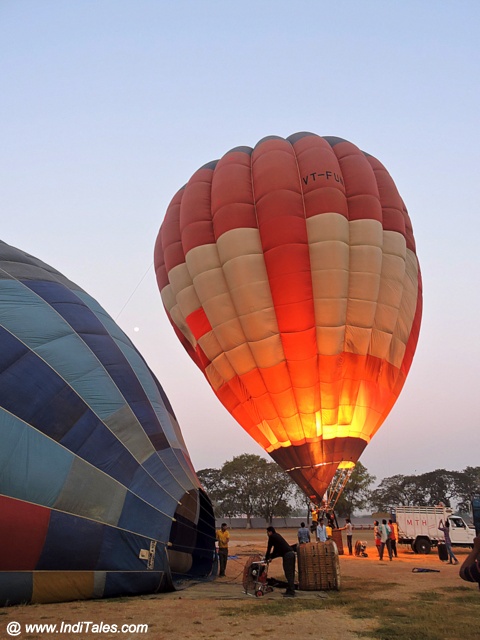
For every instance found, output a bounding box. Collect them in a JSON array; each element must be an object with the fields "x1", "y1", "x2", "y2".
[
  {"x1": 311, "y1": 505, "x2": 319, "y2": 534},
  {"x1": 216, "y1": 522, "x2": 230, "y2": 577}
]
